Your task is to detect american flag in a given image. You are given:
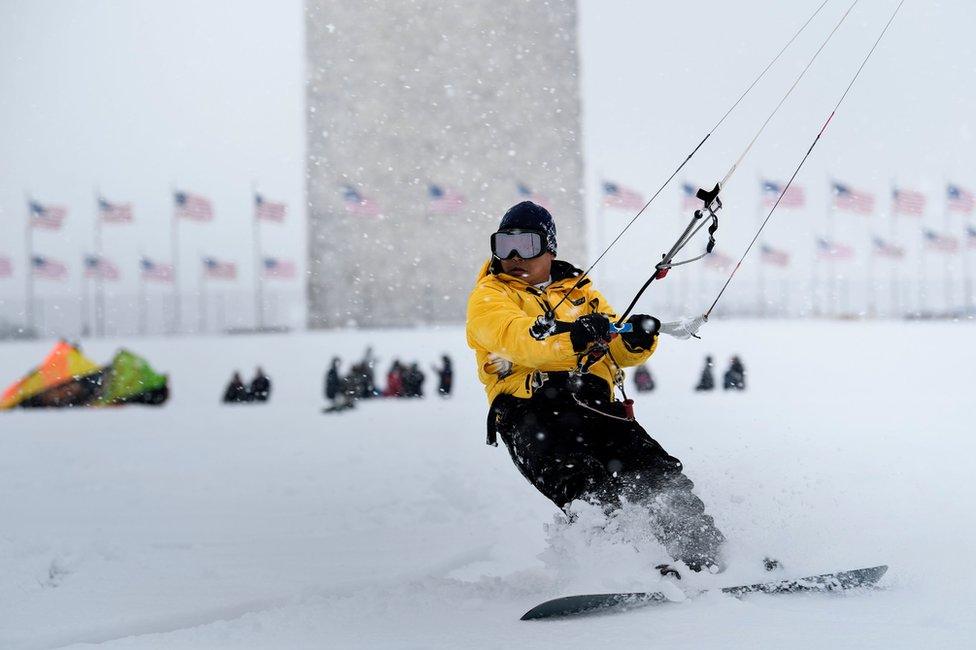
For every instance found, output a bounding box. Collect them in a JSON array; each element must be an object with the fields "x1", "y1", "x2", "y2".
[
  {"x1": 872, "y1": 237, "x2": 905, "y2": 259},
  {"x1": 202, "y1": 256, "x2": 237, "y2": 280},
  {"x1": 140, "y1": 257, "x2": 173, "y2": 282},
  {"x1": 174, "y1": 191, "x2": 214, "y2": 221},
  {"x1": 517, "y1": 182, "x2": 550, "y2": 209},
  {"x1": 947, "y1": 184, "x2": 975, "y2": 214},
  {"x1": 760, "y1": 244, "x2": 790, "y2": 266},
  {"x1": 923, "y1": 229, "x2": 959, "y2": 254},
  {"x1": 98, "y1": 196, "x2": 133, "y2": 223},
  {"x1": 341, "y1": 185, "x2": 381, "y2": 216},
  {"x1": 83, "y1": 254, "x2": 120, "y2": 280},
  {"x1": 31, "y1": 255, "x2": 68, "y2": 280},
  {"x1": 967, "y1": 225, "x2": 976, "y2": 248},
  {"x1": 255, "y1": 193, "x2": 286, "y2": 222},
  {"x1": 680, "y1": 182, "x2": 701, "y2": 210},
  {"x1": 761, "y1": 180, "x2": 805, "y2": 208},
  {"x1": 427, "y1": 184, "x2": 466, "y2": 214},
  {"x1": 831, "y1": 182, "x2": 875, "y2": 214},
  {"x1": 816, "y1": 237, "x2": 855, "y2": 260},
  {"x1": 891, "y1": 188, "x2": 926, "y2": 216},
  {"x1": 0, "y1": 257, "x2": 12, "y2": 278},
  {"x1": 704, "y1": 250, "x2": 735, "y2": 271},
  {"x1": 602, "y1": 181, "x2": 645, "y2": 211},
  {"x1": 29, "y1": 201, "x2": 67, "y2": 229},
  {"x1": 263, "y1": 257, "x2": 296, "y2": 279}
]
